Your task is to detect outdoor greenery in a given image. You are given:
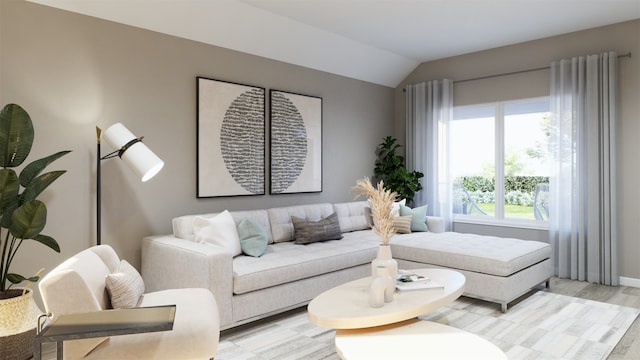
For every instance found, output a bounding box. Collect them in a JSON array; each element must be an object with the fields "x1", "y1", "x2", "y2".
[
  {"x1": 0, "y1": 103, "x2": 70, "y2": 294},
  {"x1": 455, "y1": 176, "x2": 549, "y2": 219},
  {"x1": 460, "y1": 176, "x2": 549, "y2": 193},
  {"x1": 373, "y1": 136, "x2": 423, "y2": 205},
  {"x1": 468, "y1": 189, "x2": 534, "y2": 207},
  {"x1": 478, "y1": 203, "x2": 536, "y2": 219}
]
